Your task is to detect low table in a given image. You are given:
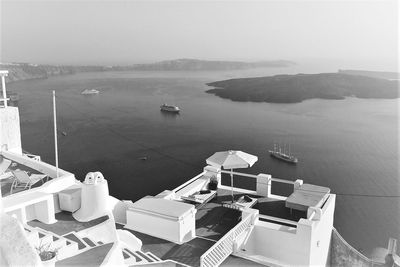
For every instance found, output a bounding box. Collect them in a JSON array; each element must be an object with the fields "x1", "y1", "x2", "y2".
[
  {"x1": 181, "y1": 190, "x2": 217, "y2": 205},
  {"x1": 285, "y1": 184, "x2": 330, "y2": 212}
]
